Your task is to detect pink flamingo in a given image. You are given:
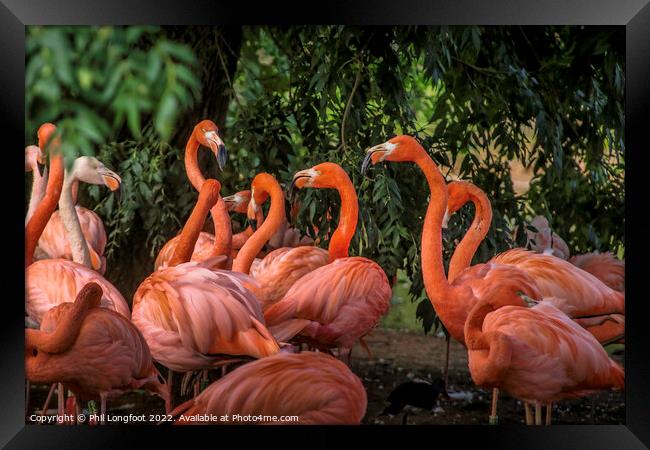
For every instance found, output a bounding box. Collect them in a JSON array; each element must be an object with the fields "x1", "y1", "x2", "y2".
[
  {"x1": 360, "y1": 135, "x2": 619, "y2": 423},
  {"x1": 526, "y1": 215, "x2": 624, "y2": 292},
  {"x1": 232, "y1": 173, "x2": 330, "y2": 310},
  {"x1": 261, "y1": 163, "x2": 392, "y2": 357},
  {"x1": 154, "y1": 120, "x2": 228, "y2": 271},
  {"x1": 26, "y1": 283, "x2": 169, "y2": 421},
  {"x1": 132, "y1": 179, "x2": 279, "y2": 403},
  {"x1": 170, "y1": 351, "x2": 367, "y2": 425},
  {"x1": 26, "y1": 124, "x2": 130, "y2": 327},
  {"x1": 464, "y1": 291, "x2": 624, "y2": 425}
]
